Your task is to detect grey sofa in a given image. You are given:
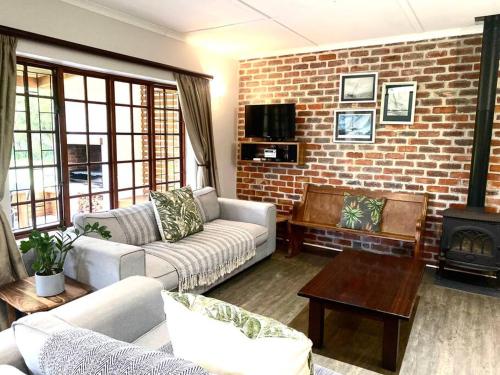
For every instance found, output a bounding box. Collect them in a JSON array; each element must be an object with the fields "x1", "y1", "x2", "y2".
[
  {"x1": 63, "y1": 187, "x2": 276, "y2": 292},
  {"x1": 0, "y1": 276, "x2": 338, "y2": 375}
]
